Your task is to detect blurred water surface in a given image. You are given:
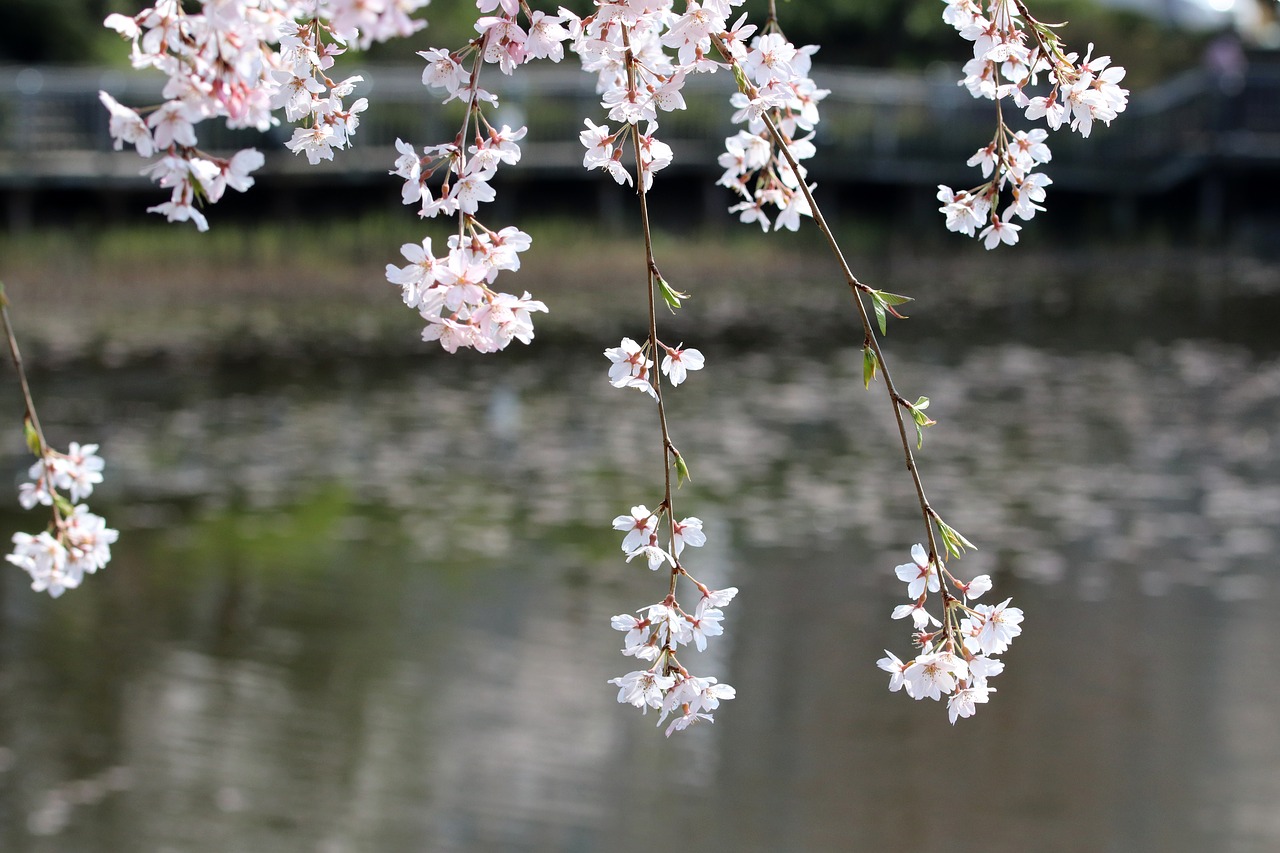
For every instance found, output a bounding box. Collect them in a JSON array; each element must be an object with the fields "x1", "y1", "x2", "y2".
[{"x1": 1, "y1": 323, "x2": 1278, "y2": 852}]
